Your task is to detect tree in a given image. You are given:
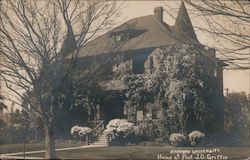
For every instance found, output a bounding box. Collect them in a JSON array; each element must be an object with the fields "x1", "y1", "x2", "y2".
[
  {"x1": 224, "y1": 92, "x2": 250, "y2": 146},
  {"x1": 0, "y1": 0, "x2": 119, "y2": 158},
  {"x1": 21, "y1": 95, "x2": 44, "y2": 143},
  {"x1": 0, "y1": 94, "x2": 7, "y2": 110},
  {"x1": 0, "y1": 75, "x2": 6, "y2": 110},
  {"x1": 164, "y1": 1, "x2": 250, "y2": 70}
]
